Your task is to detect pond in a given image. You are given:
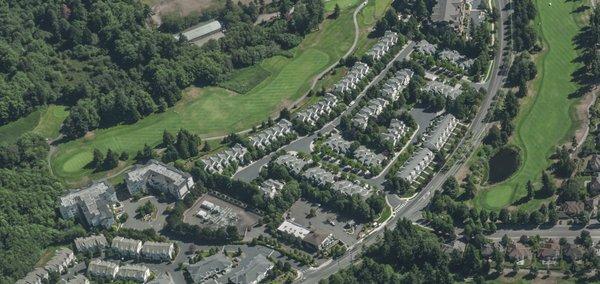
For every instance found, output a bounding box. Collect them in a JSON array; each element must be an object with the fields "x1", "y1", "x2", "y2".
[{"x1": 488, "y1": 147, "x2": 520, "y2": 184}]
